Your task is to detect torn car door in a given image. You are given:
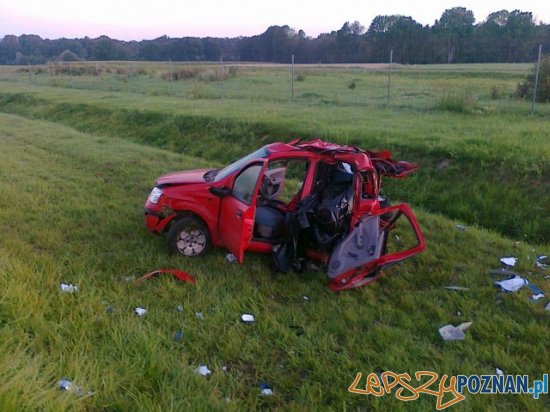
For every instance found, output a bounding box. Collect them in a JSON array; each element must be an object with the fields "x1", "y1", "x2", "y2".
[{"x1": 327, "y1": 203, "x2": 425, "y2": 291}]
